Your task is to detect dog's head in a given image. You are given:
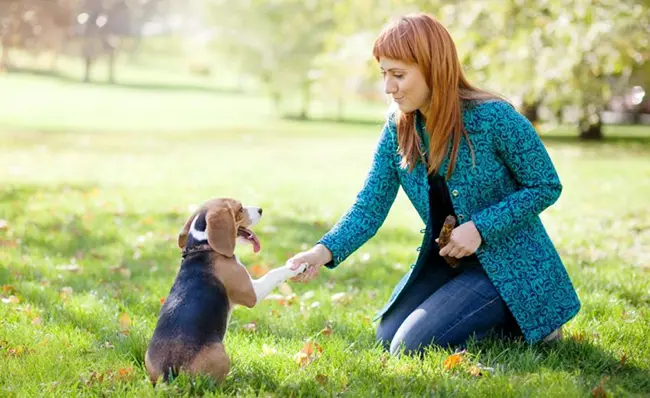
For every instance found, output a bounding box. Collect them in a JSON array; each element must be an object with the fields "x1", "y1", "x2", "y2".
[{"x1": 178, "y1": 198, "x2": 262, "y2": 257}]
